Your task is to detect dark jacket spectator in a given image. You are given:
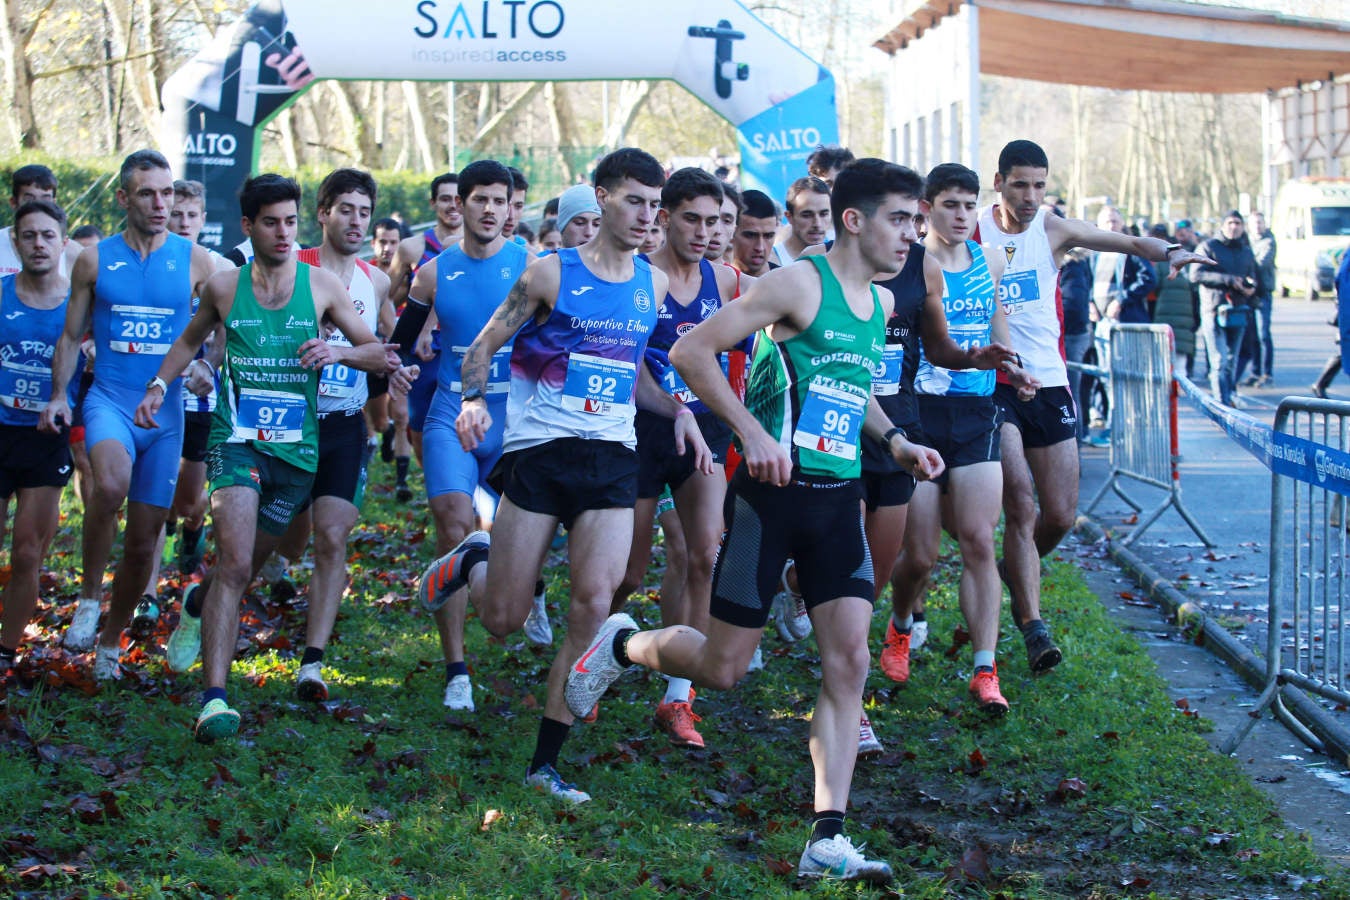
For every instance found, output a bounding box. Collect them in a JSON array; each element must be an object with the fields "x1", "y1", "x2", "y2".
[
  {"x1": 1190, "y1": 228, "x2": 1257, "y2": 314},
  {"x1": 1105, "y1": 253, "x2": 1158, "y2": 324},
  {"x1": 1153, "y1": 259, "x2": 1196, "y2": 361},
  {"x1": 1060, "y1": 252, "x2": 1092, "y2": 338}
]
